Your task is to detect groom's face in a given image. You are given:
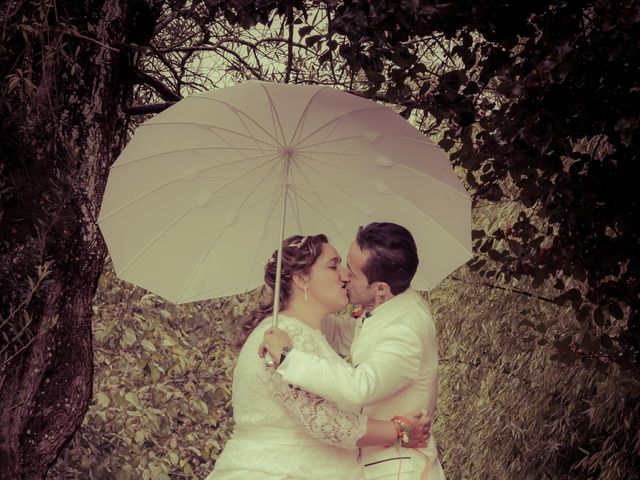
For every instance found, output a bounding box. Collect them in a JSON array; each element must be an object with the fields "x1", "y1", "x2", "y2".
[{"x1": 346, "y1": 240, "x2": 375, "y2": 307}]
